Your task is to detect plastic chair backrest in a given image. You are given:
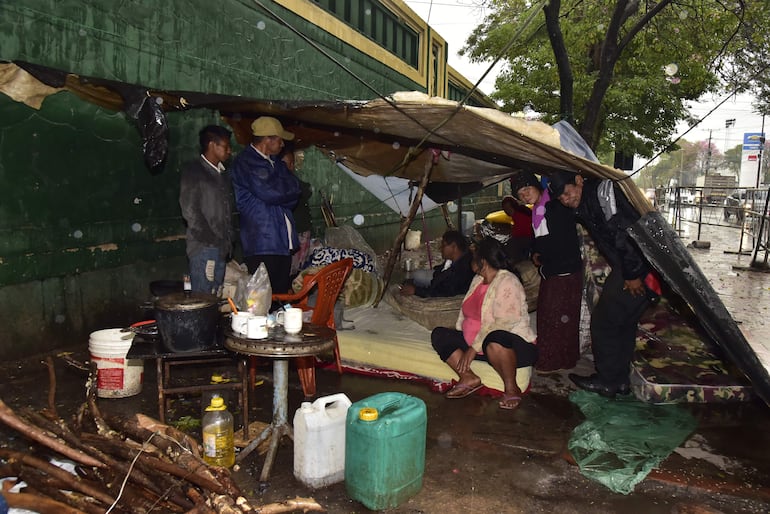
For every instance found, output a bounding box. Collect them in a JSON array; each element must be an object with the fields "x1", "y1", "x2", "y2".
[{"x1": 308, "y1": 258, "x2": 354, "y2": 330}]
